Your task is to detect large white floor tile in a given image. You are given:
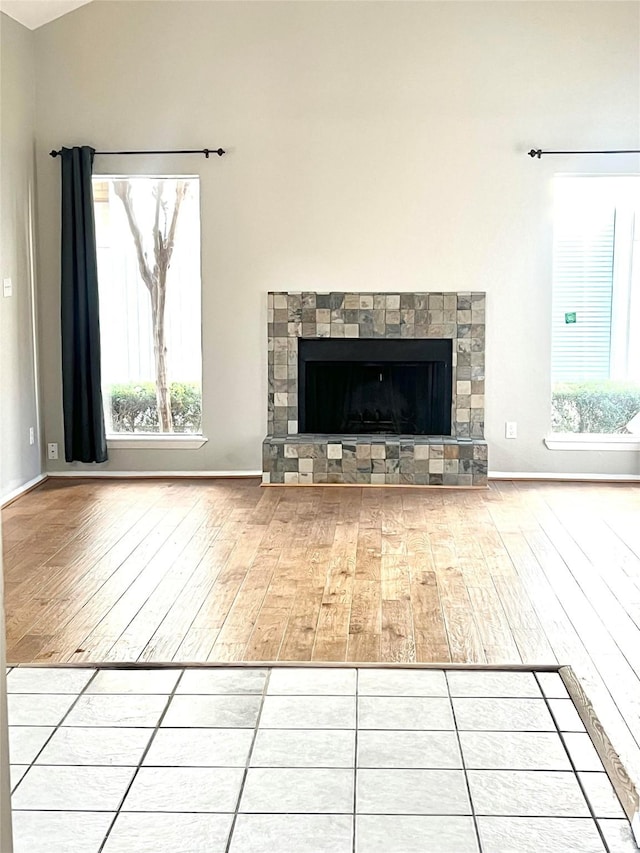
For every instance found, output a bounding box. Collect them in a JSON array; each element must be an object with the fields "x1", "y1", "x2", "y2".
[
  {"x1": 453, "y1": 698, "x2": 555, "y2": 731},
  {"x1": 7, "y1": 667, "x2": 95, "y2": 694},
  {"x1": 144, "y1": 728, "x2": 254, "y2": 766},
  {"x1": 8, "y1": 726, "x2": 54, "y2": 764},
  {"x1": 251, "y1": 728, "x2": 355, "y2": 767},
  {"x1": 103, "y1": 812, "x2": 233, "y2": 852},
  {"x1": 239, "y1": 767, "x2": 354, "y2": 813},
  {"x1": 477, "y1": 816, "x2": 605, "y2": 853},
  {"x1": 12, "y1": 765, "x2": 135, "y2": 811},
  {"x1": 357, "y1": 729, "x2": 461, "y2": 769},
  {"x1": 357, "y1": 669, "x2": 447, "y2": 697},
  {"x1": 579, "y1": 772, "x2": 626, "y2": 818},
  {"x1": 536, "y1": 672, "x2": 569, "y2": 699},
  {"x1": 357, "y1": 768, "x2": 470, "y2": 815},
  {"x1": 358, "y1": 696, "x2": 454, "y2": 730},
  {"x1": 356, "y1": 815, "x2": 479, "y2": 852},
  {"x1": 177, "y1": 668, "x2": 267, "y2": 695},
  {"x1": 37, "y1": 726, "x2": 152, "y2": 766},
  {"x1": 63, "y1": 694, "x2": 168, "y2": 727},
  {"x1": 562, "y1": 733, "x2": 605, "y2": 771},
  {"x1": 259, "y1": 695, "x2": 356, "y2": 729},
  {"x1": 122, "y1": 766, "x2": 244, "y2": 812},
  {"x1": 8, "y1": 693, "x2": 76, "y2": 726},
  {"x1": 230, "y1": 814, "x2": 353, "y2": 853},
  {"x1": 447, "y1": 671, "x2": 540, "y2": 698},
  {"x1": 267, "y1": 667, "x2": 356, "y2": 695},
  {"x1": 162, "y1": 694, "x2": 261, "y2": 727},
  {"x1": 11, "y1": 810, "x2": 113, "y2": 853},
  {"x1": 549, "y1": 698, "x2": 586, "y2": 732},
  {"x1": 86, "y1": 669, "x2": 181, "y2": 695},
  {"x1": 459, "y1": 731, "x2": 571, "y2": 770},
  {"x1": 468, "y1": 770, "x2": 590, "y2": 817}
]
